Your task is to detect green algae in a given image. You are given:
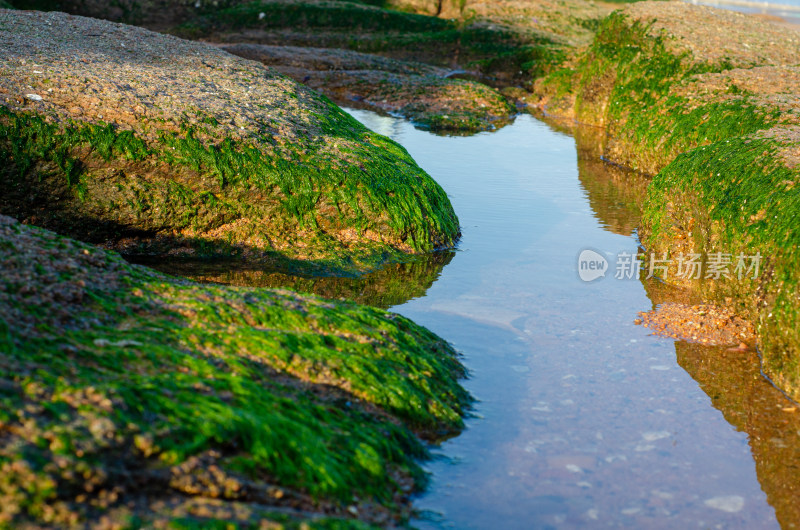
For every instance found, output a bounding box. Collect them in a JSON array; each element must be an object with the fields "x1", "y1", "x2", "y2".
[
  {"x1": 176, "y1": 0, "x2": 566, "y2": 84},
  {"x1": 541, "y1": 11, "x2": 783, "y2": 172},
  {"x1": 536, "y1": 7, "x2": 800, "y2": 399},
  {"x1": 0, "y1": 100, "x2": 459, "y2": 271},
  {"x1": 0, "y1": 215, "x2": 470, "y2": 527},
  {"x1": 641, "y1": 136, "x2": 800, "y2": 398},
  {"x1": 570, "y1": 12, "x2": 719, "y2": 125}
]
